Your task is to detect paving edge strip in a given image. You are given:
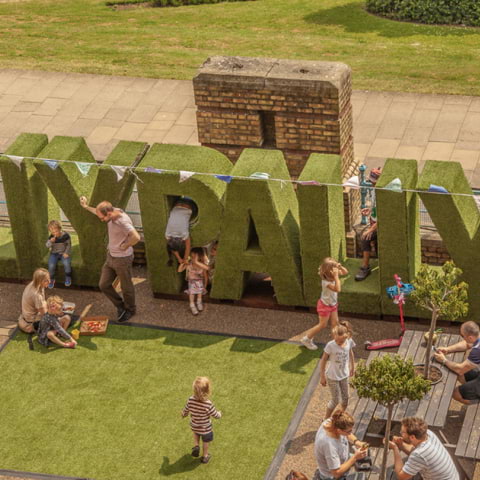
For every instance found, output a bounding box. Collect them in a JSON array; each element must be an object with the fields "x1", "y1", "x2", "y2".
[
  {"x1": 263, "y1": 356, "x2": 321, "y2": 480},
  {"x1": 0, "y1": 470, "x2": 92, "y2": 480},
  {"x1": 1, "y1": 321, "x2": 319, "y2": 480}
]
